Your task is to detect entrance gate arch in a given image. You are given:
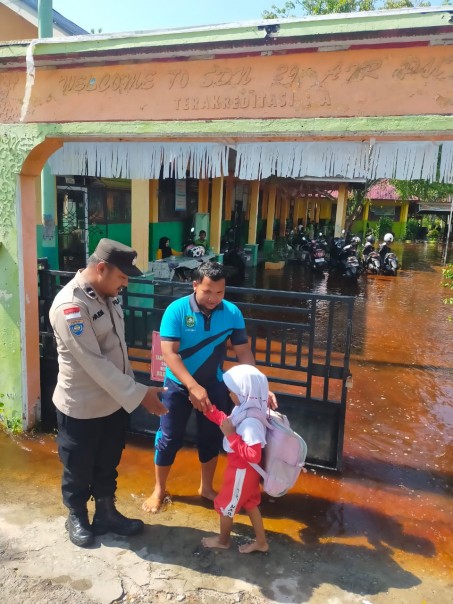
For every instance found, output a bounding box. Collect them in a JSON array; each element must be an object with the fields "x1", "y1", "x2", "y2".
[{"x1": 1, "y1": 7, "x2": 453, "y2": 430}]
